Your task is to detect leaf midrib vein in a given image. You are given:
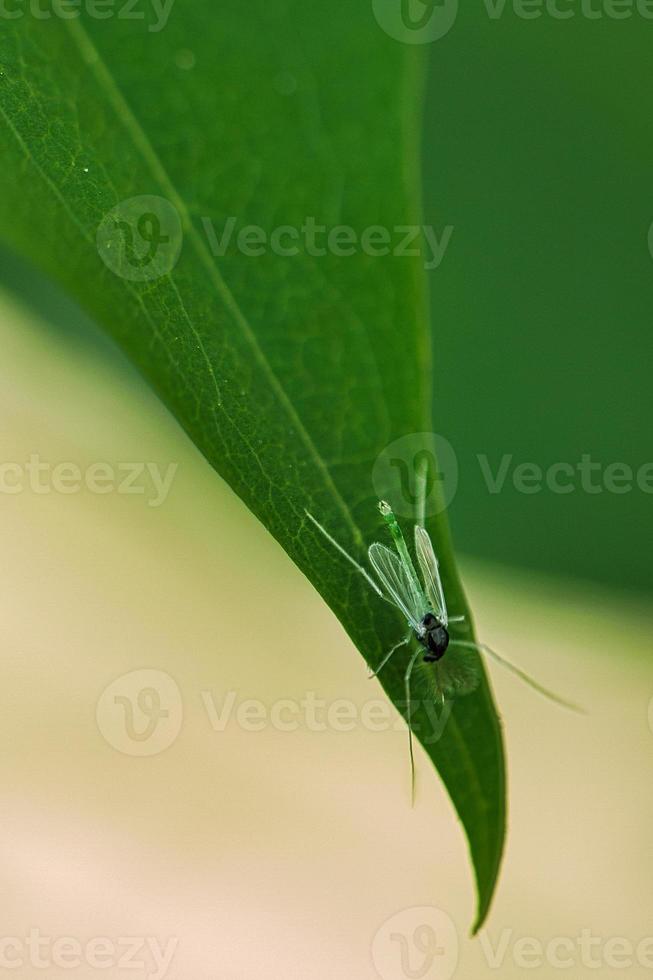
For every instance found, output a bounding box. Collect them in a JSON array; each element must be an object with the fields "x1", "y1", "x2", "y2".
[{"x1": 63, "y1": 18, "x2": 363, "y2": 546}]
